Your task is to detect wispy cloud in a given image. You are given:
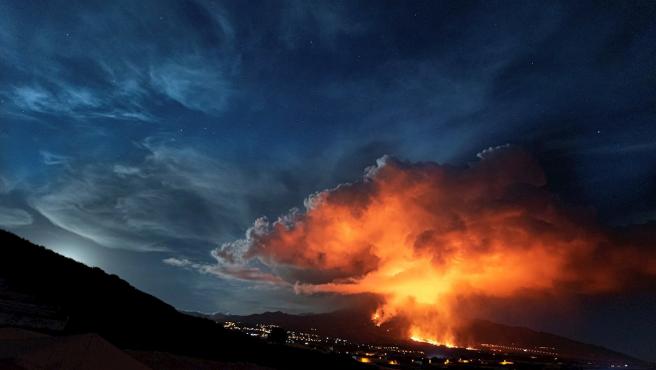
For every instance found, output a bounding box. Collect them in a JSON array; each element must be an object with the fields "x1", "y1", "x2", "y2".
[
  {"x1": 29, "y1": 136, "x2": 291, "y2": 252},
  {"x1": 40, "y1": 151, "x2": 72, "y2": 166},
  {"x1": 0, "y1": 206, "x2": 33, "y2": 227},
  {"x1": 163, "y1": 256, "x2": 285, "y2": 285},
  {"x1": 279, "y1": 0, "x2": 370, "y2": 48},
  {"x1": 0, "y1": 0, "x2": 239, "y2": 121},
  {"x1": 149, "y1": 56, "x2": 234, "y2": 114},
  {"x1": 0, "y1": 176, "x2": 13, "y2": 194},
  {"x1": 2, "y1": 82, "x2": 152, "y2": 122}
]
